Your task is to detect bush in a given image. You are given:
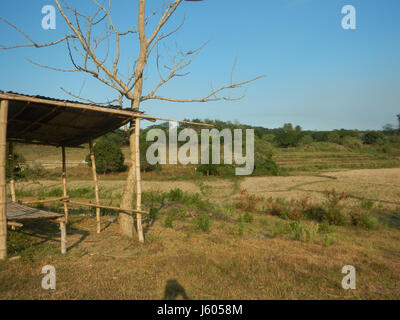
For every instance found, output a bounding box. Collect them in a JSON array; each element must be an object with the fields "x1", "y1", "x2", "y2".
[
  {"x1": 167, "y1": 188, "x2": 184, "y2": 202},
  {"x1": 299, "y1": 135, "x2": 313, "y2": 146},
  {"x1": 253, "y1": 159, "x2": 279, "y2": 176},
  {"x1": 341, "y1": 136, "x2": 363, "y2": 149},
  {"x1": 350, "y1": 211, "x2": 379, "y2": 229},
  {"x1": 362, "y1": 131, "x2": 387, "y2": 145},
  {"x1": 286, "y1": 221, "x2": 319, "y2": 242},
  {"x1": 274, "y1": 130, "x2": 301, "y2": 147},
  {"x1": 236, "y1": 189, "x2": 260, "y2": 212},
  {"x1": 238, "y1": 211, "x2": 253, "y2": 223},
  {"x1": 273, "y1": 221, "x2": 319, "y2": 242},
  {"x1": 194, "y1": 213, "x2": 211, "y2": 232},
  {"x1": 327, "y1": 132, "x2": 340, "y2": 144},
  {"x1": 86, "y1": 138, "x2": 126, "y2": 174},
  {"x1": 164, "y1": 214, "x2": 174, "y2": 228}
]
